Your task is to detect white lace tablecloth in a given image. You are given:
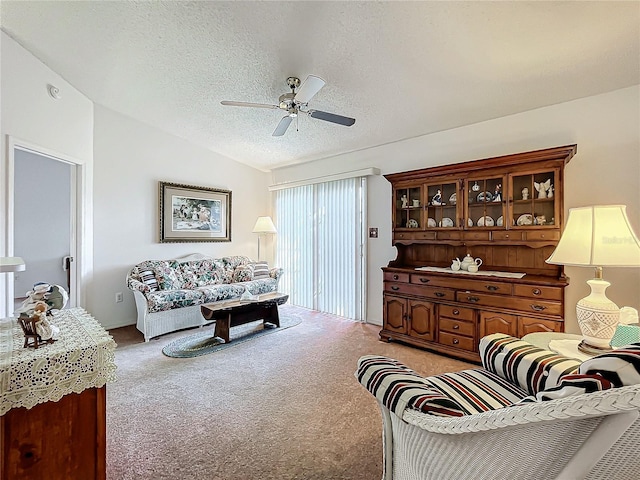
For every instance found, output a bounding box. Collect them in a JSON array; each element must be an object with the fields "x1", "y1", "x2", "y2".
[{"x1": 0, "y1": 308, "x2": 117, "y2": 415}]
